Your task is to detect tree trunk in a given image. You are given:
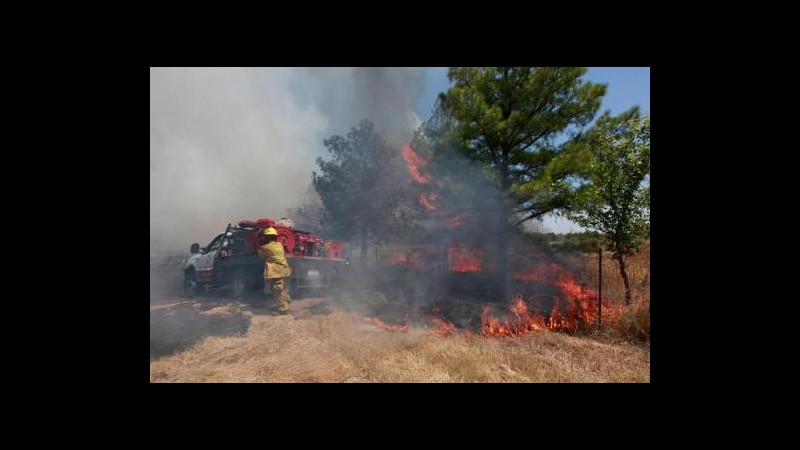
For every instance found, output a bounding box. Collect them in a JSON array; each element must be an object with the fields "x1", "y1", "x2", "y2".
[
  {"x1": 615, "y1": 253, "x2": 632, "y2": 306},
  {"x1": 495, "y1": 148, "x2": 510, "y2": 299},
  {"x1": 360, "y1": 224, "x2": 368, "y2": 263},
  {"x1": 496, "y1": 215, "x2": 508, "y2": 296}
]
